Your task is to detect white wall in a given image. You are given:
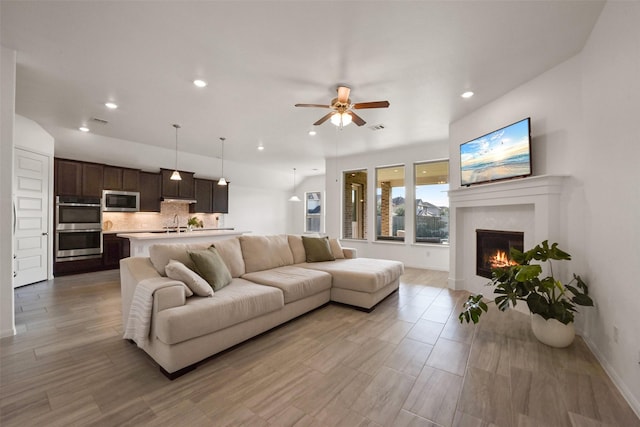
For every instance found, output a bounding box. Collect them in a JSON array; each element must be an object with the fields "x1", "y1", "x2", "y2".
[
  {"x1": 574, "y1": 1, "x2": 640, "y2": 414},
  {"x1": 325, "y1": 141, "x2": 450, "y2": 270},
  {"x1": 14, "y1": 115, "x2": 55, "y2": 280},
  {"x1": 1, "y1": 46, "x2": 17, "y2": 337},
  {"x1": 449, "y1": 1, "x2": 640, "y2": 414}
]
